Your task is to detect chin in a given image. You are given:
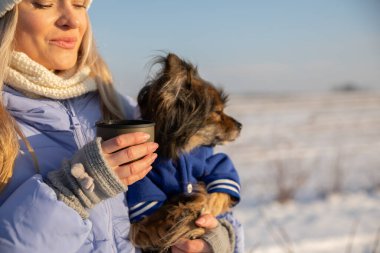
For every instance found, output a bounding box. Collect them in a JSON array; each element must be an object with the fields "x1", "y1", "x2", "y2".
[
  {"x1": 48, "y1": 51, "x2": 78, "y2": 71},
  {"x1": 51, "y1": 61, "x2": 77, "y2": 71}
]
